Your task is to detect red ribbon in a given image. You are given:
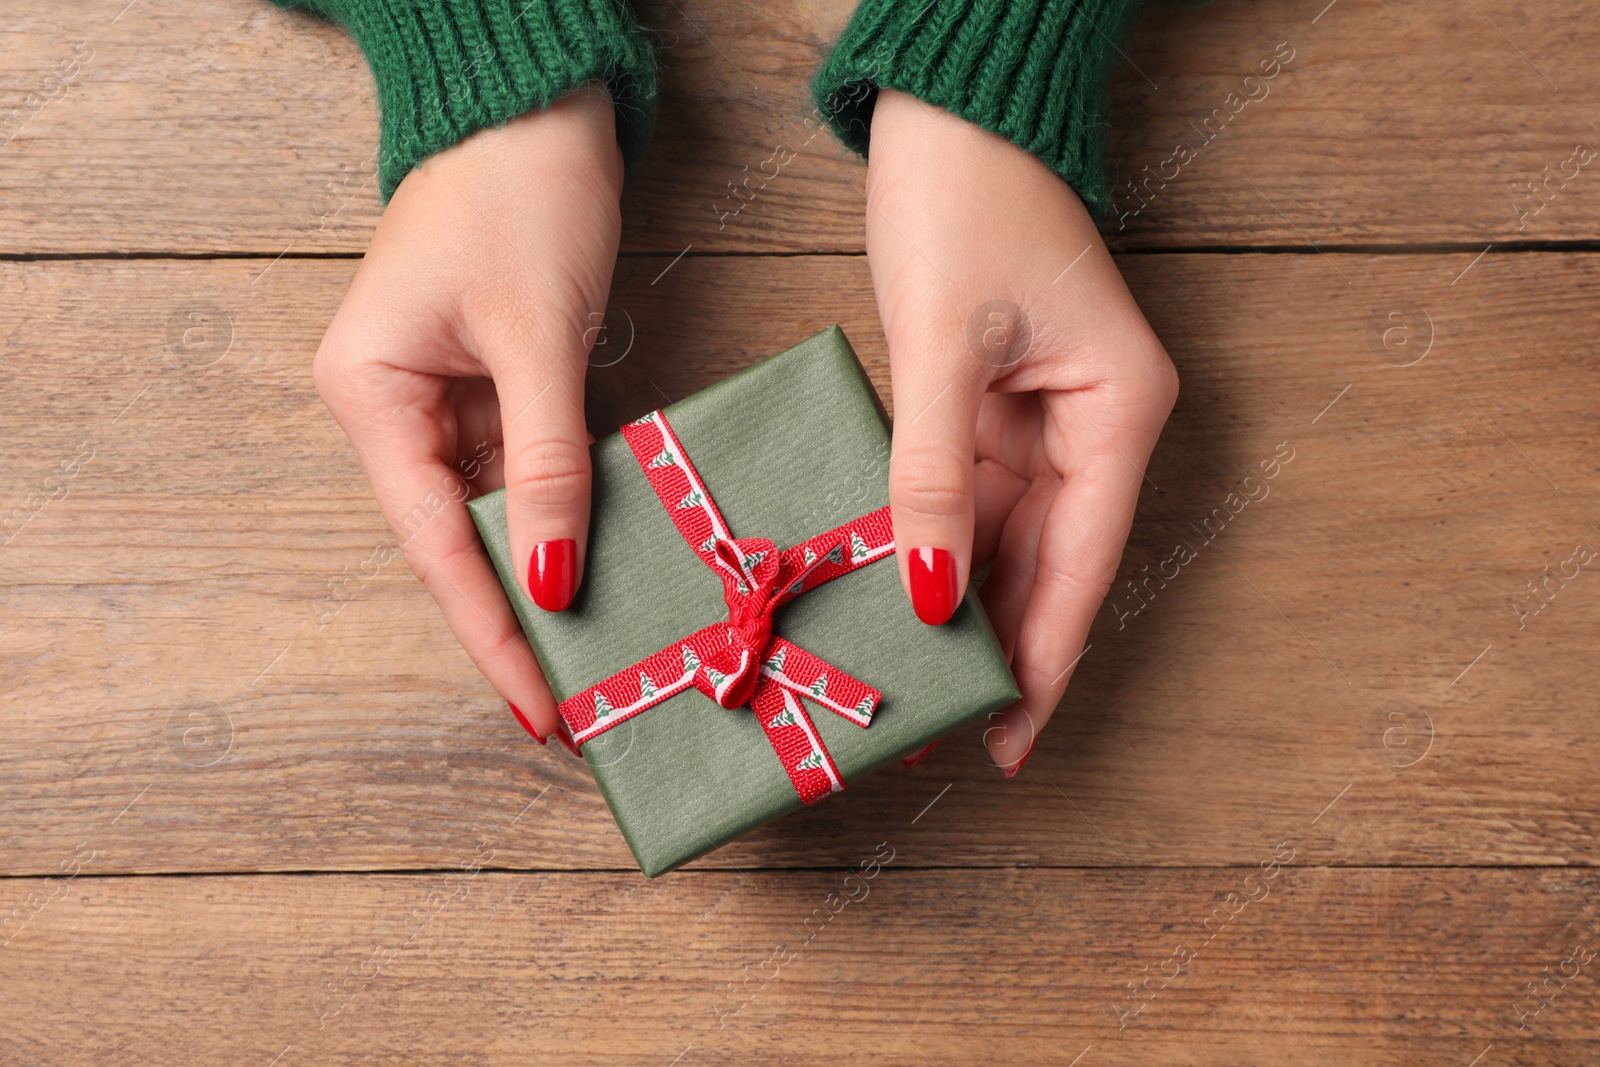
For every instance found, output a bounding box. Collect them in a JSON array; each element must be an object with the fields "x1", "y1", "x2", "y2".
[{"x1": 557, "y1": 409, "x2": 896, "y2": 804}]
